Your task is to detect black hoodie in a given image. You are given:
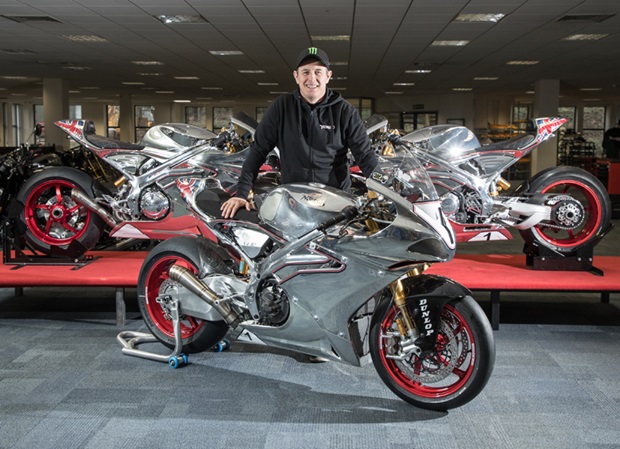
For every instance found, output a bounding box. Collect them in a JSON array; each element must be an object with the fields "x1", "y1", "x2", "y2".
[{"x1": 234, "y1": 88, "x2": 378, "y2": 200}]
